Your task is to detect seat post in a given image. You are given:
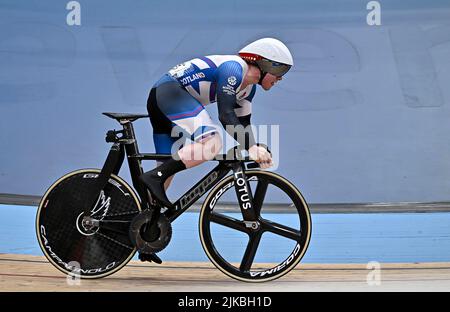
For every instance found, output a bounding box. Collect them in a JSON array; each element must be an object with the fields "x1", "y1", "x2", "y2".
[{"x1": 121, "y1": 121, "x2": 152, "y2": 208}]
